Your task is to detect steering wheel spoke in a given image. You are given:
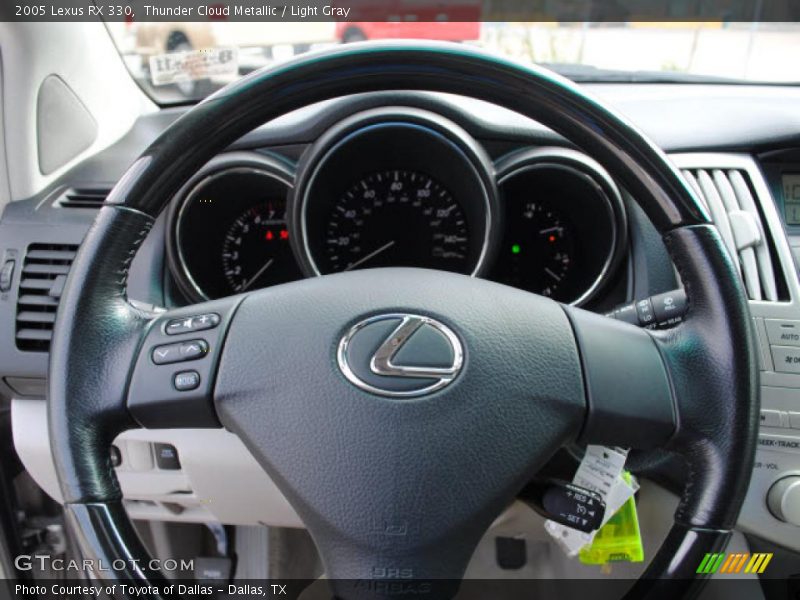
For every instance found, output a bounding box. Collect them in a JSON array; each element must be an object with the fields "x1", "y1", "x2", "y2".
[
  {"x1": 127, "y1": 295, "x2": 244, "y2": 429},
  {"x1": 565, "y1": 306, "x2": 677, "y2": 449}
]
